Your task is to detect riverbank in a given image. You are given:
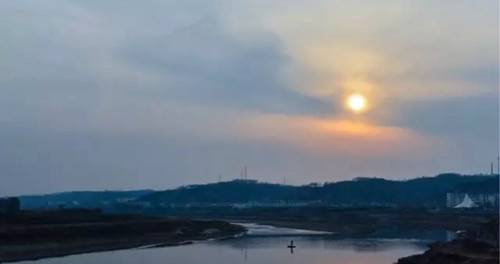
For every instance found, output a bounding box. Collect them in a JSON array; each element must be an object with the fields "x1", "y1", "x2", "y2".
[
  {"x1": 0, "y1": 209, "x2": 245, "y2": 263},
  {"x1": 397, "y1": 219, "x2": 499, "y2": 264},
  {"x1": 183, "y1": 207, "x2": 495, "y2": 236},
  {"x1": 397, "y1": 239, "x2": 499, "y2": 264}
]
